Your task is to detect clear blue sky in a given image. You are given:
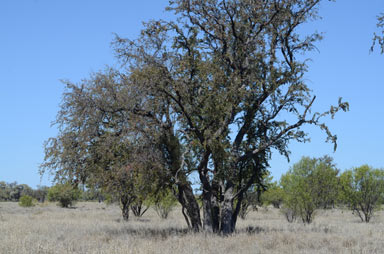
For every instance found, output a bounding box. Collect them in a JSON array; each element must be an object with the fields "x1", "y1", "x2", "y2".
[{"x1": 0, "y1": 0, "x2": 383, "y2": 188}]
